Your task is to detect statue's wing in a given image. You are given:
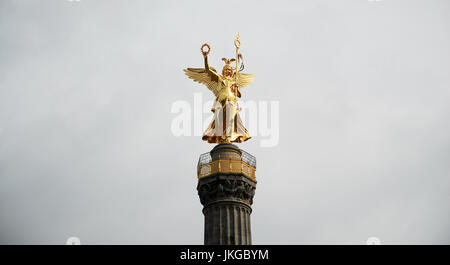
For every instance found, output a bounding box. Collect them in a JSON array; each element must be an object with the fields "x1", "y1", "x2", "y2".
[
  {"x1": 184, "y1": 67, "x2": 220, "y2": 96},
  {"x1": 235, "y1": 72, "x2": 254, "y2": 89}
]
